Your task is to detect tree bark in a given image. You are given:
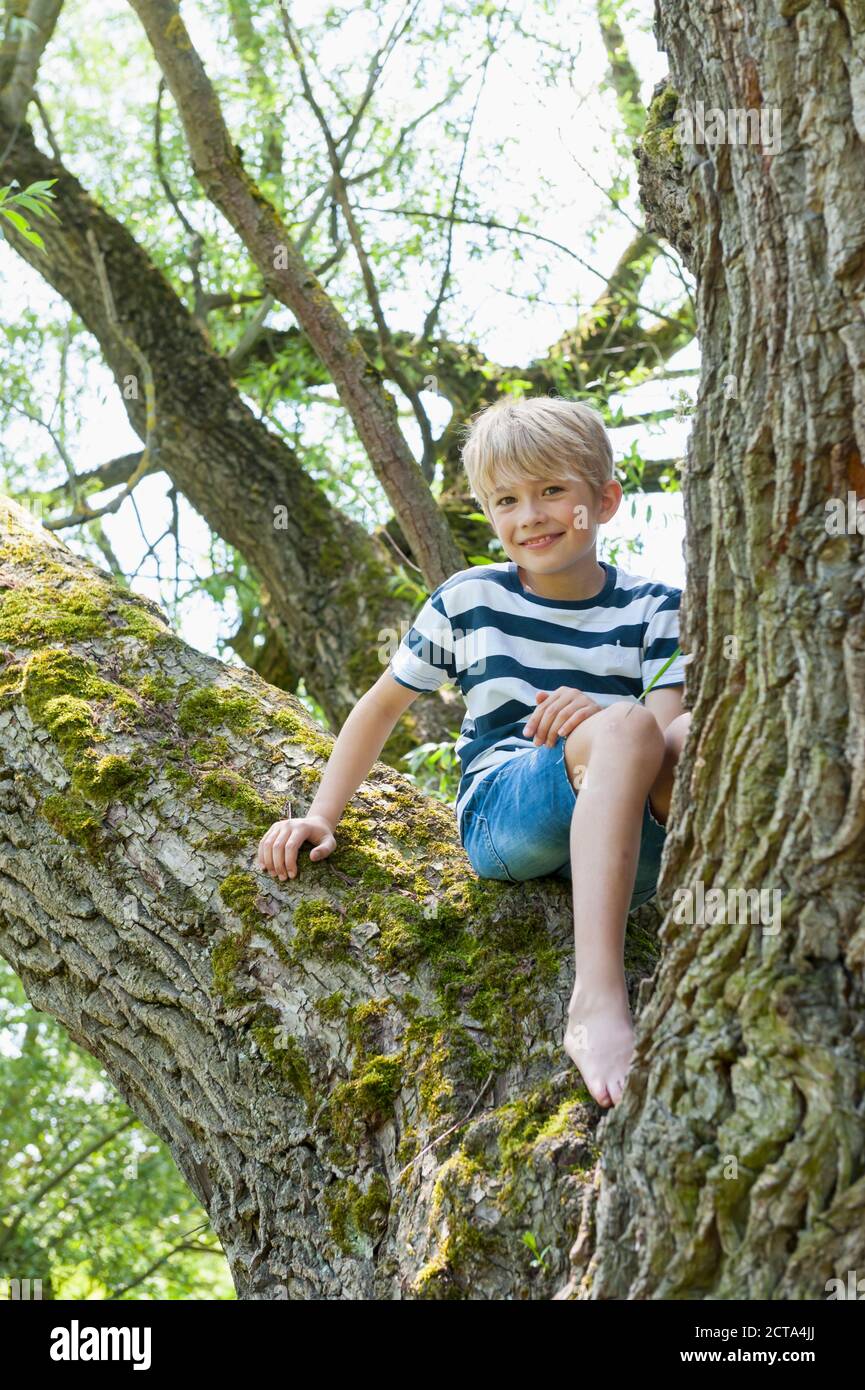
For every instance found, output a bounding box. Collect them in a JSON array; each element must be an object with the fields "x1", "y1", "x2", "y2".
[
  {"x1": 1, "y1": 496, "x2": 663, "y2": 1298},
  {"x1": 558, "y1": 2, "x2": 865, "y2": 1300}
]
